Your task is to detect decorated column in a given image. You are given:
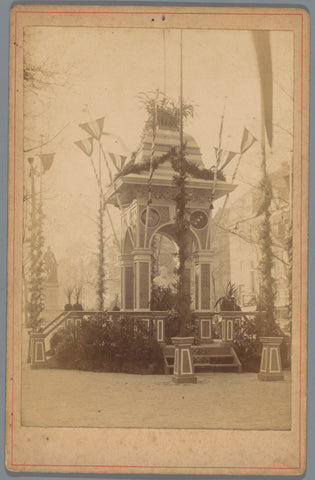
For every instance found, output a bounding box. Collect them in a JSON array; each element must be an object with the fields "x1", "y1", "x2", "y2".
[
  {"x1": 120, "y1": 255, "x2": 134, "y2": 310},
  {"x1": 193, "y1": 251, "x2": 213, "y2": 310},
  {"x1": 133, "y1": 249, "x2": 152, "y2": 311},
  {"x1": 194, "y1": 251, "x2": 213, "y2": 342}
]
